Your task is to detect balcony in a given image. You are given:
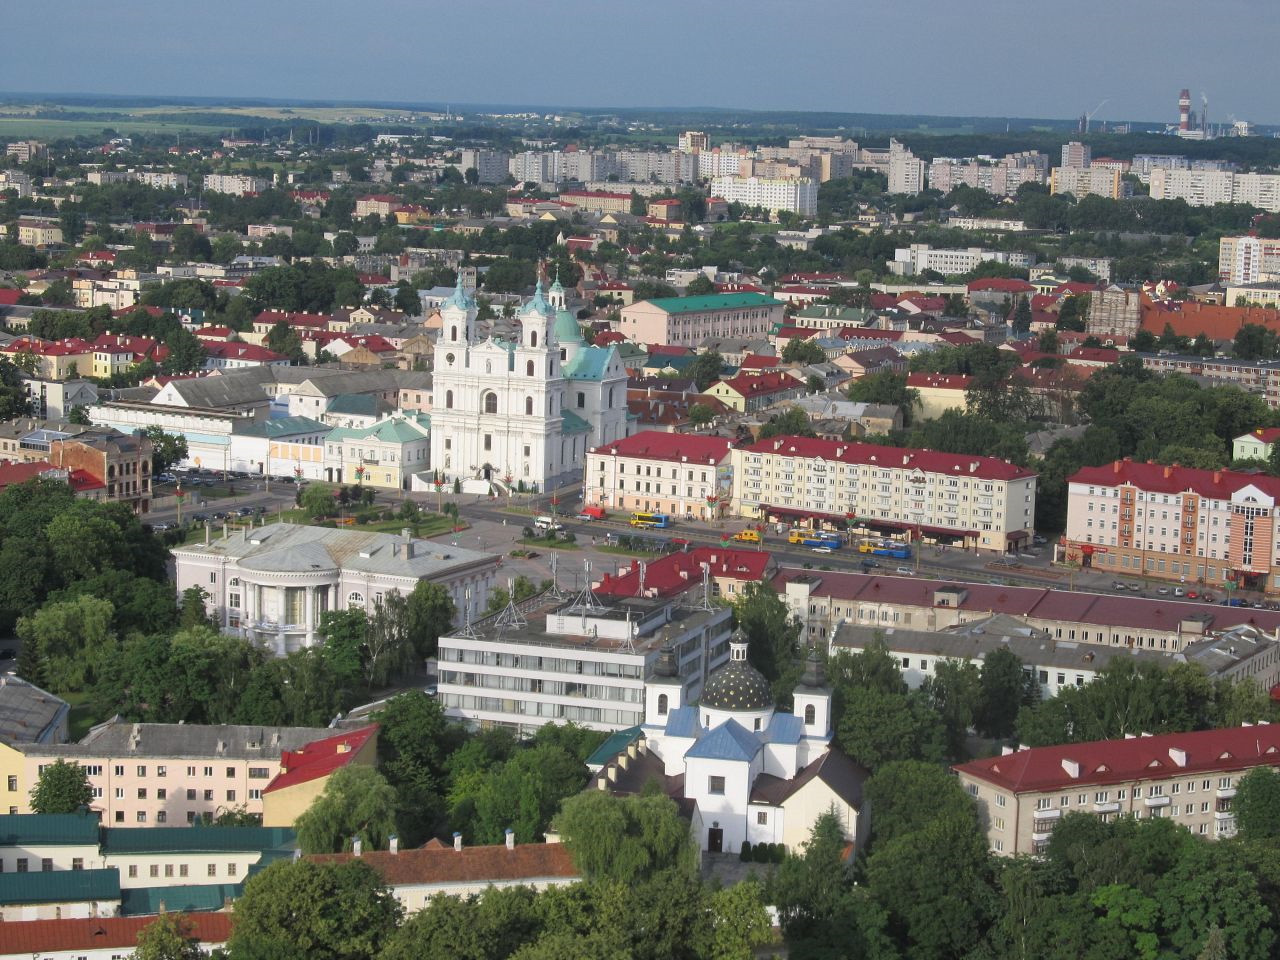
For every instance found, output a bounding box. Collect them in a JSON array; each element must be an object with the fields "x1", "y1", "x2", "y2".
[
  {"x1": 1031, "y1": 807, "x2": 1060, "y2": 821},
  {"x1": 1216, "y1": 787, "x2": 1236, "y2": 799},
  {"x1": 1143, "y1": 795, "x2": 1170, "y2": 808},
  {"x1": 1093, "y1": 801, "x2": 1121, "y2": 814}
]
